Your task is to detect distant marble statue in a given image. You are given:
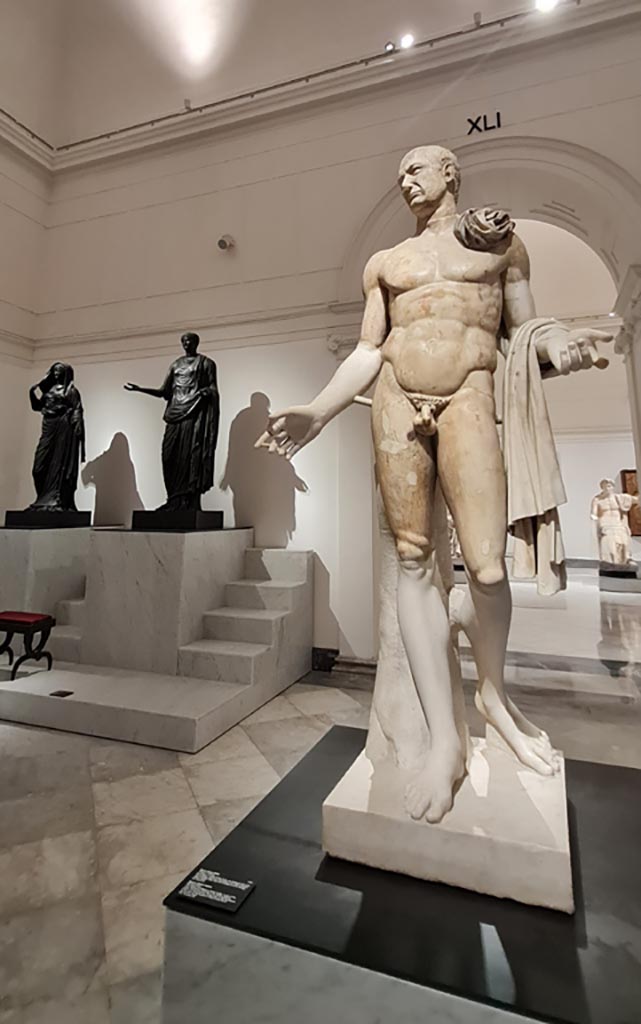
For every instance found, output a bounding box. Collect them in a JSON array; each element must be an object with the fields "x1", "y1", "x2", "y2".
[
  {"x1": 591, "y1": 478, "x2": 638, "y2": 566},
  {"x1": 125, "y1": 333, "x2": 219, "y2": 511},
  {"x1": 258, "y1": 144, "x2": 613, "y2": 834},
  {"x1": 28, "y1": 362, "x2": 86, "y2": 511}
]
